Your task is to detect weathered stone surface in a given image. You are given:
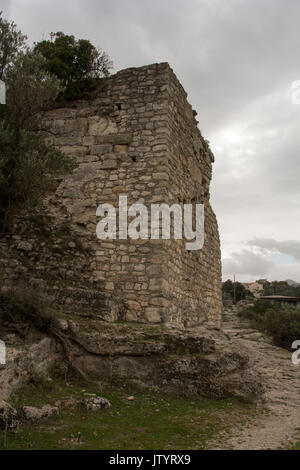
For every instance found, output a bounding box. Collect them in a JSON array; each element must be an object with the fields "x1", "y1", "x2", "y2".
[
  {"x1": 114, "y1": 144, "x2": 128, "y2": 154},
  {"x1": 91, "y1": 144, "x2": 113, "y2": 155},
  {"x1": 145, "y1": 308, "x2": 162, "y2": 323},
  {"x1": 0, "y1": 337, "x2": 60, "y2": 401},
  {"x1": 88, "y1": 117, "x2": 117, "y2": 136},
  {"x1": 67, "y1": 319, "x2": 264, "y2": 402},
  {"x1": 95, "y1": 133, "x2": 132, "y2": 145},
  {"x1": 23, "y1": 405, "x2": 59, "y2": 421},
  {"x1": 0, "y1": 314, "x2": 263, "y2": 405}
]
